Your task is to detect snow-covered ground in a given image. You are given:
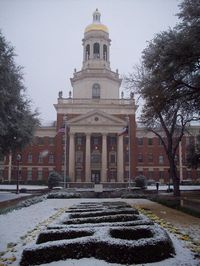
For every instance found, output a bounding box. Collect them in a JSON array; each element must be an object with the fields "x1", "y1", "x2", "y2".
[
  {"x1": 1, "y1": 184, "x2": 200, "y2": 191},
  {"x1": 0, "y1": 184, "x2": 48, "y2": 190},
  {"x1": 0, "y1": 198, "x2": 199, "y2": 266},
  {"x1": 0, "y1": 192, "x2": 31, "y2": 202},
  {"x1": 0, "y1": 184, "x2": 199, "y2": 203}
]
